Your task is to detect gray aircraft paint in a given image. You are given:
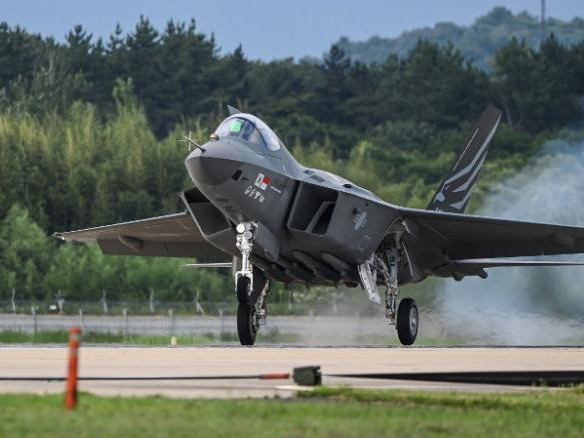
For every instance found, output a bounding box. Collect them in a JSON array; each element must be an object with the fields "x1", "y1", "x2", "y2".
[{"x1": 56, "y1": 105, "x2": 584, "y2": 290}]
